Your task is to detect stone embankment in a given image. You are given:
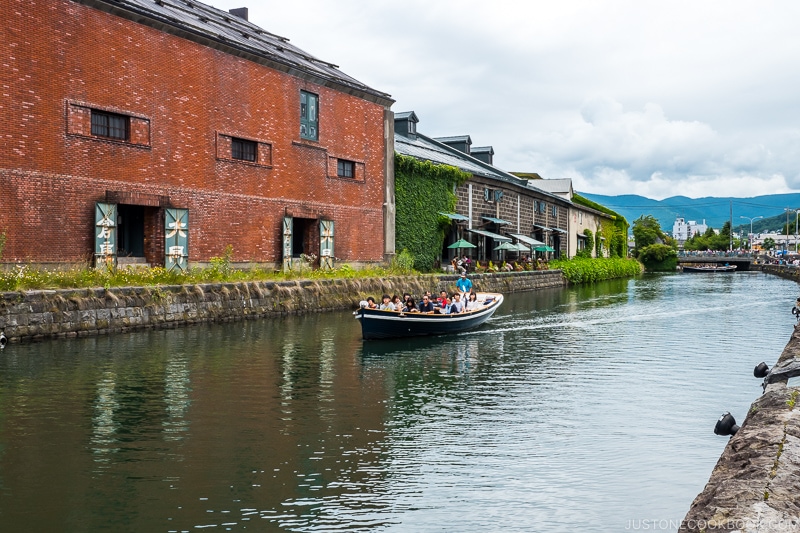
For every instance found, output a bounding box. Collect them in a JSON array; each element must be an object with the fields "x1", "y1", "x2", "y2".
[
  {"x1": 761, "y1": 263, "x2": 800, "y2": 282},
  {"x1": 680, "y1": 324, "x2": 800, "y2": 532},
  {"x1": 0, "y1": 270, "x2": 564, "y2": 343}
]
